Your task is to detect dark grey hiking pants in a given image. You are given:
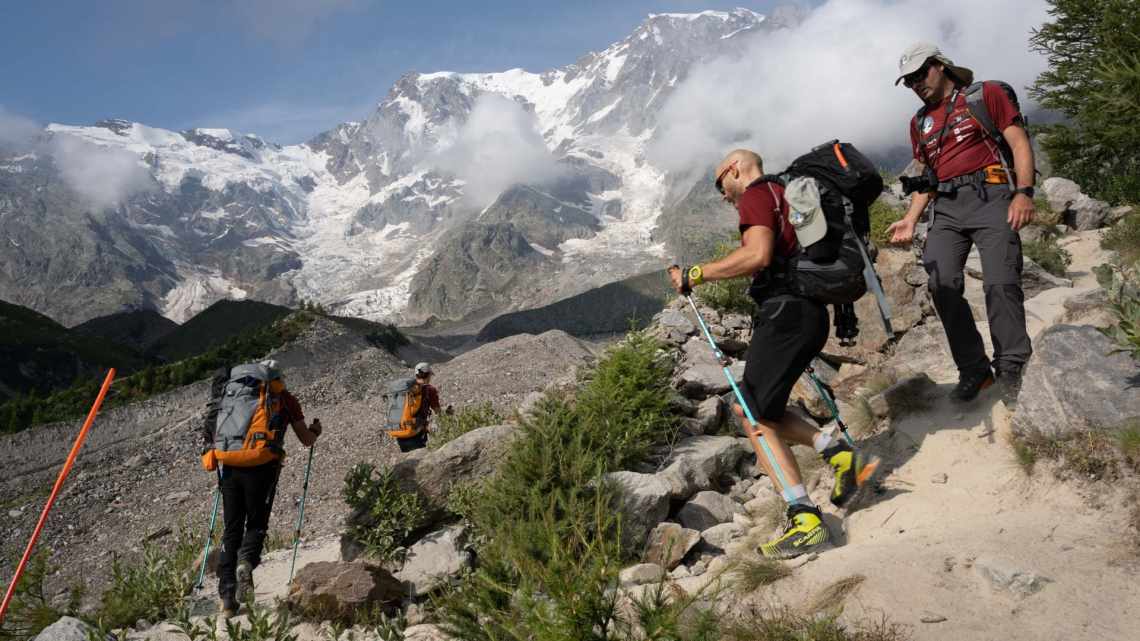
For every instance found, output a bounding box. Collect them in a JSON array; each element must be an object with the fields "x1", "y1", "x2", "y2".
[{"x1": 923, "y1": 183, "x2": 1032, "y2": 375}]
